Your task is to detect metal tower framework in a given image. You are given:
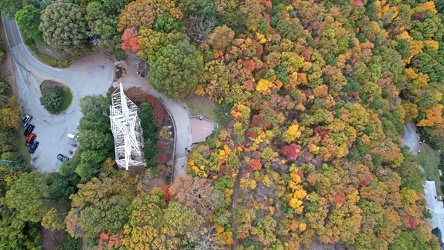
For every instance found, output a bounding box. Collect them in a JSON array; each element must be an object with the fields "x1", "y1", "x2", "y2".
[{"x1": 110, "y1": 83, "x2": 145, "y2": 170}]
